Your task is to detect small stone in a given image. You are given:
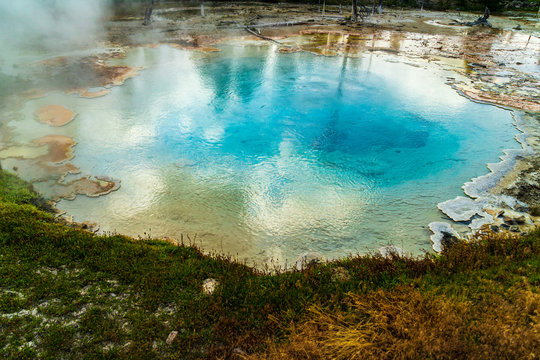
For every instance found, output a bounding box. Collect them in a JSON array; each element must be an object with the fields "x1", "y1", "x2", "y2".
[
  {"x1": 490, "y1": 225, "x2": 500, "y2": 233},
  {"x1": 503, "y1": 216, "x2": 513, "y2": 224},
  {"x1": 429, "y1": 222, "x2": 460, "y2": 252},
  {"x1": 233, "y1": 348, "x2": 246, "y2": 355},
  {"x1": 379, "y1": 245, "x2": 405, "y2": 258},
  {"x1": 202, "y1": 278, "x2": 219, "y2": 295},
  {"x1": 440, "y1": 231, "x2": 459, "y2": 249},
  {"x1": 294, "y1": 252, "x2": 325, "y2": 270},
  {"x1": 166, "y1": 331, "x2": 178, "y2": 345},
  {"x1": 80, "y1": 221, "x2": 99, "y2": 233},
  {"x1": 331, "y1": 267, "x2": 351, "y2": 282},
  {"x1": 503, "y1": 210, "x2": 529, "y2": 225},
  {"x1": 509, "y1": 225, "x2": 520, "y2": 232},
  {"x1": 485, "y1": 209, "x2": 504, "y2": 218},
  {"x1": 515, "y1": 205, "x2": 528, "y2": 213},
  {"x1": 485, "y1": 209, "x2": 496, "y2": 217},
  {"x1": 500, "y1": 223, "x2": 510, "y2": 230},
  {"x1": 514, "y1": 215, "x2": 527, "y2": 225}
]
